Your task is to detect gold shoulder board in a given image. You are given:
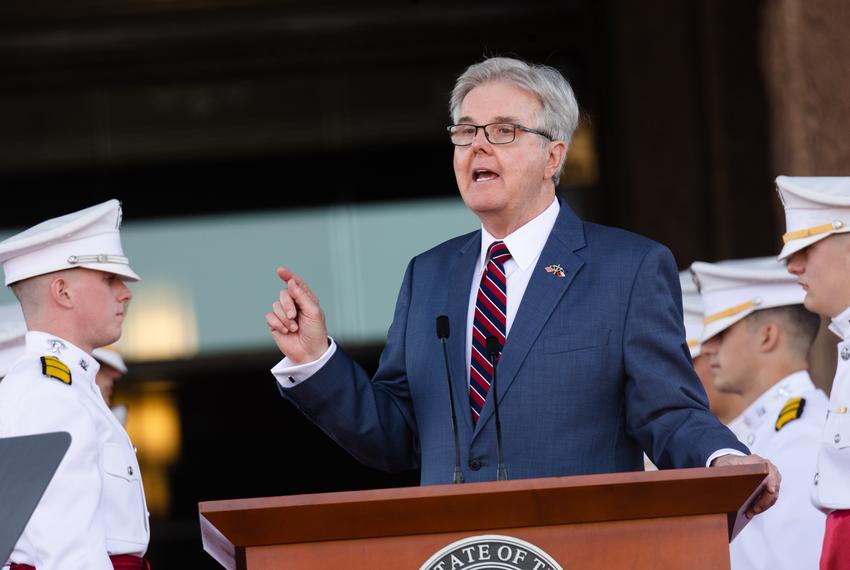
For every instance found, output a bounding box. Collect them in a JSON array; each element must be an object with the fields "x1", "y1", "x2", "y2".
[
  {"x1": 775, "y1": 397, "x2": 805, "y2": 431},
  {"x1": 40, "y1": 356, "x2": 72, "y2": 385}
]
